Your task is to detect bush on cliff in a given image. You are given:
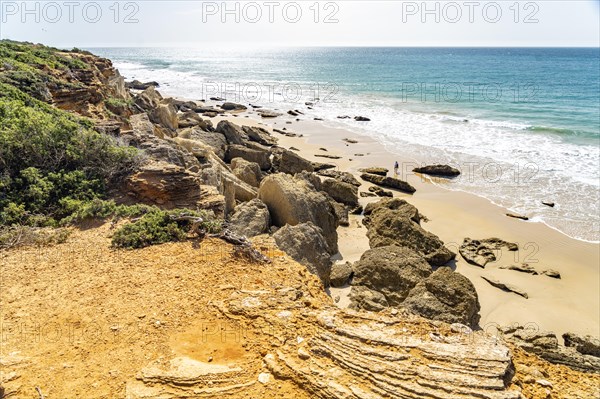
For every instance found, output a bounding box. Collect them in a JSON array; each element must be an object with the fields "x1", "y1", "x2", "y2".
[
  {"x1": 0, "y1": 81, "x2": 140, "y2": 227},
  {"x1": 0, "y1": 40, "x2": 88, "y2": 101},
  {"x1": 111, "y1": 209, "x2": 222, "y2": 249}
]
